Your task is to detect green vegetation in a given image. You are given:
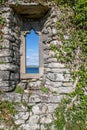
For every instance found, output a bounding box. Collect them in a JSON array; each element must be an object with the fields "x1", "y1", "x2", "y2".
[
  {"x1": 0, "y1": 0, "x2": 87, "y2": 129},
  {"x1": 0, "y1": 90, "x2": 3, "y2": 95},
  {"x1": 51, "y1": 0, "x2": 87, "y2": 130},
  {"x1": 0, "y1": 45, "x2": 3, "y2": 48},
  {"x1": 41, "y1": 86, "x2": 49, "y2": 93},
  {"x1": 22, "y1": 101, "x2": 33, "y2": 112},
  {"x1": 0, "y1": 16, "x2": 5, "y2": 25},
  {"x1": 0, "y1": 0, "x2": 19, "y2": 6},
  {"x1": 15, "y1": 85, "x2": 24, "y2": 94},
  {"x1": 0, "y1": 0, "x2": 6, "y2": 5},
  {"x1": 54, "y1": 94, "x2": 87, "y2": 130},
  {"x1": 0, "y1": 101, "x2": 18, "y2": 129},
  {"x1": 0, "y1": 11, "x2": 5, "y2": 42},
  {"x1": 52, "y1": 91, "x2": 58, "y2": 94},
  {"x1": 0, "y1": 0, "x2": 8, "y2": 6},
  {"x1": 0, "y1": 101, "x2": 17, "y2": 116},
  {"x1": 0, "y1": 59, "x2": 7, "y2": 64},
  {"x1": 15, "y1": 0, "x2": 19, "y2": 6}
]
